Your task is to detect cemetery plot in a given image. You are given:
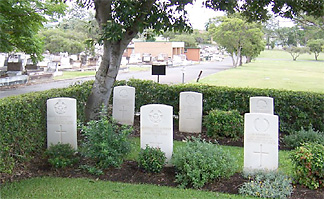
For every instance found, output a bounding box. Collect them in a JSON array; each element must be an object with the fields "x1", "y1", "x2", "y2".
[
  {"x1": 47, "y1": 97, "x2": 77, "y2": 149},
  {"x1": 140, "y1": 104, "x2": 173, "y2": 163},
  {"x1": 179, "y1": 91, "x2": 203, "y2": 133},
  {"x1": 244, "y1": 113, "x2": 278, "y2": 171},
  {"x1": 112, "y1": 86, "x2": 135, "y2": 125}
]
